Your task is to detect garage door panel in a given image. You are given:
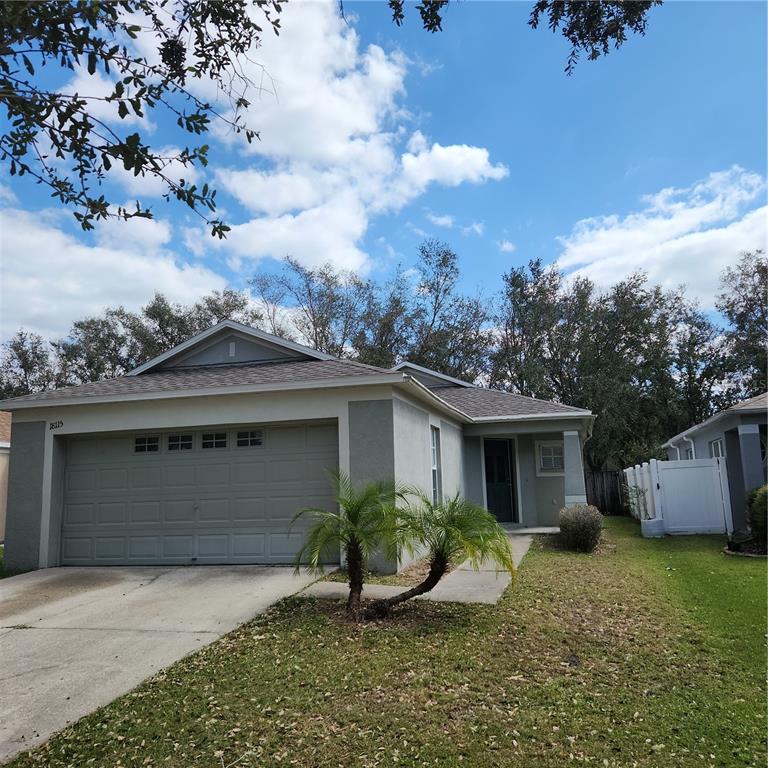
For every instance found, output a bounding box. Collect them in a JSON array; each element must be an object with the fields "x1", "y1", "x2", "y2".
[
  {"x1": 129, "y1": 536, "x2": 159, "y2": 558},
  {"x1": 163, "y1": 536, "x2": 195, "y2": 557},
  {"x1": 67, "y1": 469, "x2": 96, "y2": 492},
  {"x1": 64, "y1": 503, "x2": 94, "y2": 525},
  {"x1": 61, "y1": 422, "x2": 339, "y2": 565},
  {"x1": 231, "y1": 497, "x2": 265, "y2": 521},
  {"x1": 62, "y1": 537, "x2": 93, "y2": 560},
  {"x1": 97, "y1": 502, "x2": 127, "y2": 524},
  {"x1": 132, "y1": 466, "x2": 163, "y2": 489},
  {"x1": 165, "y1": 465, "x2": 196, "y2": 487},
  {"x1": 130, "y1": 501, "x2": 162, "y2": 523},
  {"x1": 197, "y1": 463, "x2": 230, "y2": 487},
  {"x1": 94, "y1": 537, "x2": 126, "y2": 559},
  {"x1": 230, "y1": 461, "x2": 266, "y2": 484},
  {"x1": 198, "y1": 535, "x2": 228, "y2": 557},
  {"x1": 198, "y1": 498, "x2": 230, "y2": 521},
  {"x1": 233, "y1": 533, "x2": 265, "y2": 556}
]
